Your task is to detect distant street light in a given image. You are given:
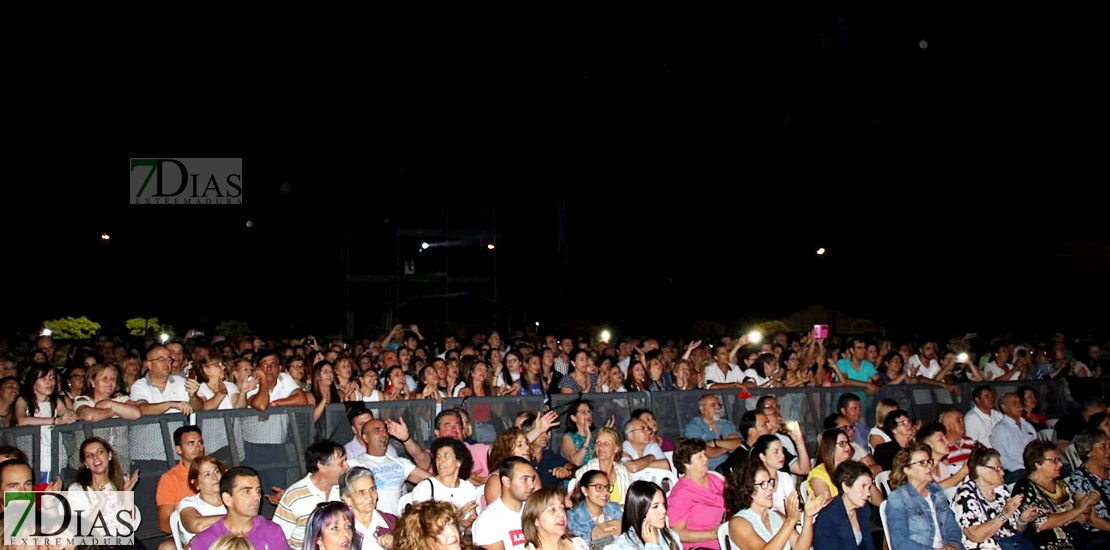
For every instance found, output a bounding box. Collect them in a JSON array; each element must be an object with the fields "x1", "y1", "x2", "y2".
[
  {"x1": 421, "y1": 242, "x2": 430, "y2": 250},
  {"x1": 487, "y1": 243, "x2": 496, "y2": 250},
  {"x1": 816, "y1": 247, "x2": 826, "y2": 256},
  {"x1": 101, "y1": 233, "x2": 110, "y2": 241},
  {"x1": 600, "y1": 330, "x2": 612, "y2": 344},
  {"x1": 160, "y1": 333, "x2": 170, "y2": 343}
]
